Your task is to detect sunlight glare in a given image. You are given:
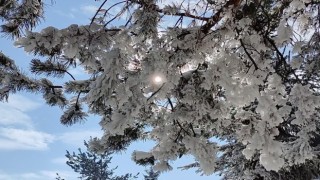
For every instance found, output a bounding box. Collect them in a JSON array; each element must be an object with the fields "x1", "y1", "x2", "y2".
[{"x1": 154, "y1": 76, "x2": 163, "y2": 84}]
